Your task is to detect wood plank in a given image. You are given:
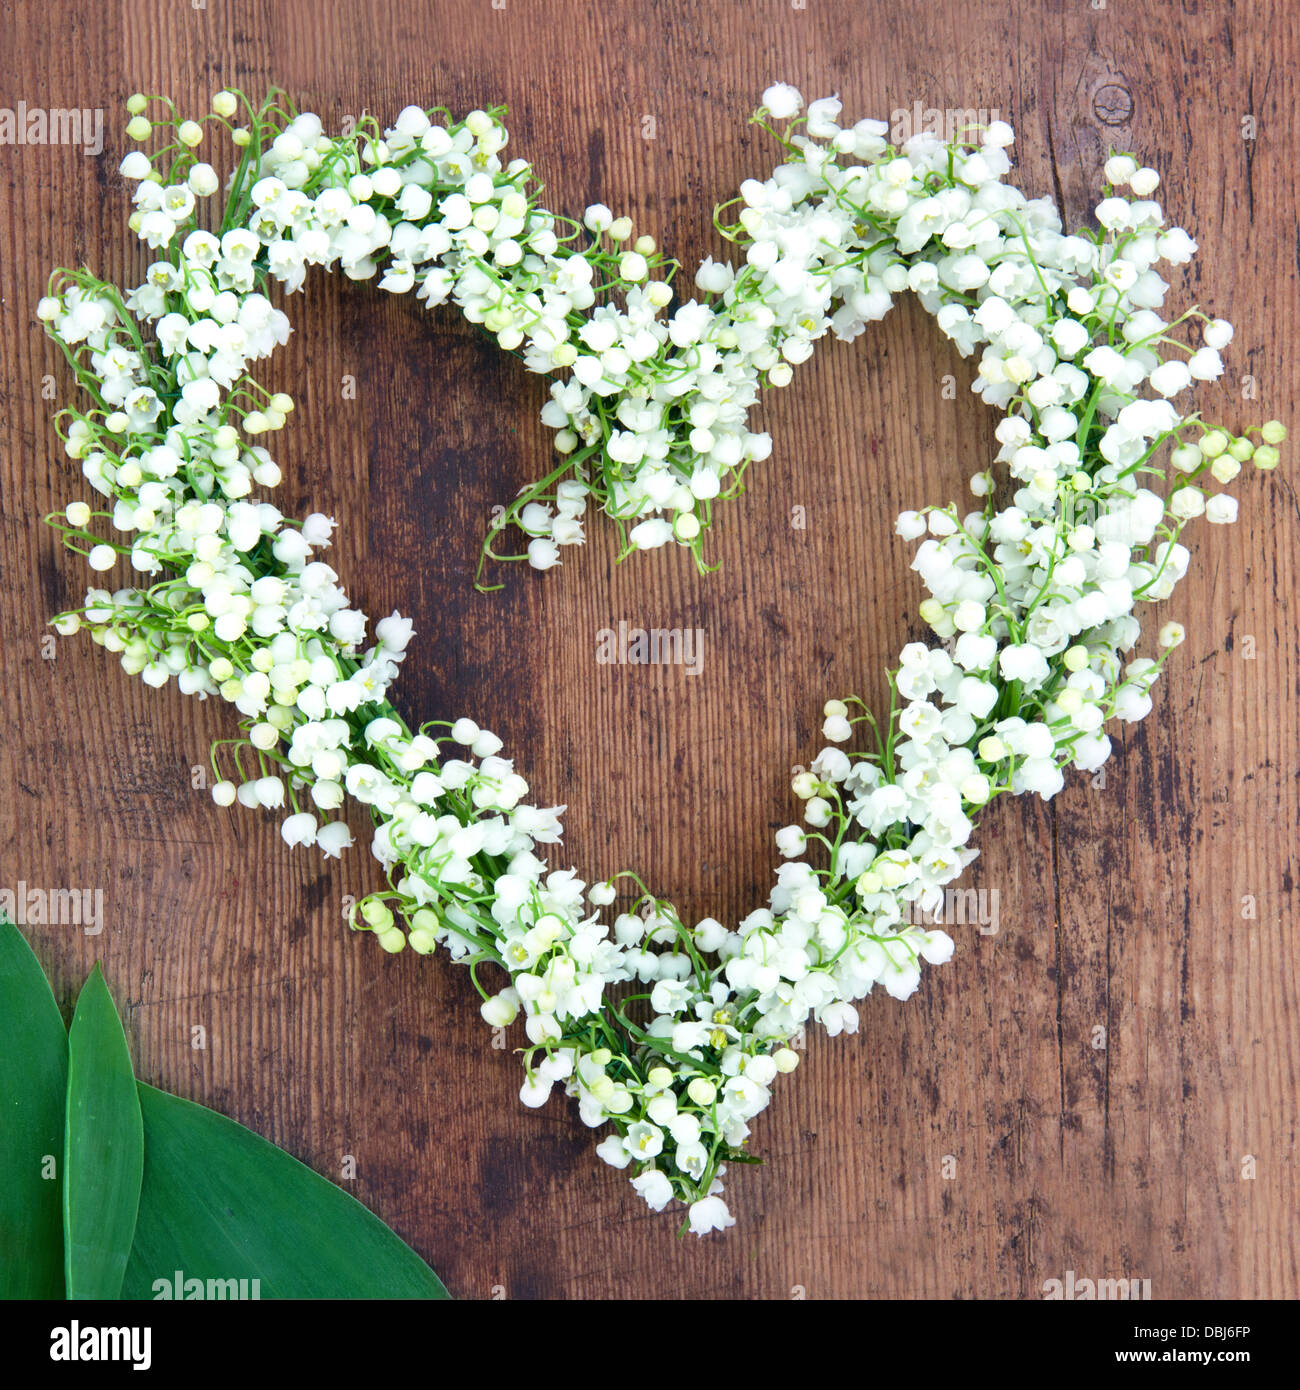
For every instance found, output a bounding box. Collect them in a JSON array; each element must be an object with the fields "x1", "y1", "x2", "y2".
[{"x1": 1, "y1": 0, "x2": 1296, "y2": 1298}]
